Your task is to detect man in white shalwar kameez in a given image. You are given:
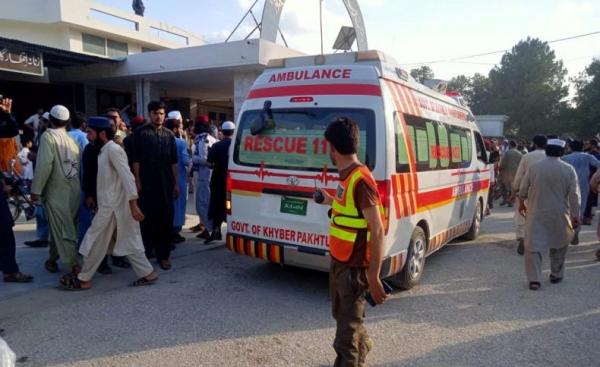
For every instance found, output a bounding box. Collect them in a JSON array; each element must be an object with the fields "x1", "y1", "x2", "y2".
[
  {"x1": 511, "y1": 135, "x2": 547, "y2": 255},
  {"x1": 60, "y1": 117, "x2": 157, "y2": 290},
  {"x1": 518, "y1": 139, "x2": 580, "y2": 290}
]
